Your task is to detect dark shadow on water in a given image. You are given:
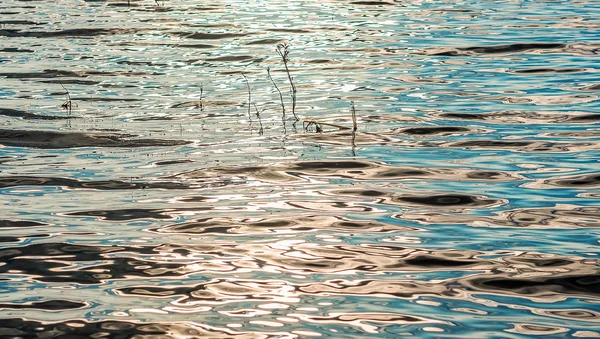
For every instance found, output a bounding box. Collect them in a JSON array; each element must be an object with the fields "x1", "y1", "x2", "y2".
[
  {"x1": 0, "y1": 243, "x2": 188, "y2": 284},
  {"x1": 394, "y1": 194, "x2": 496, "y2": 206},
  {"x1": 0, "y1": 176, "x2": 191, "y2": 190},
  {"x1": 170, "y1": 31, "x2": 248, "y2": 40},
  {"x1": 149, "y1": 215, "x2": 416, "y2": 235},
  {"x1": 0, "y1": 300, "x2": 87, "y2": 310},
  {"x1": 0, "y1": 28, "x2": 142, "y2": 38},
  {"x1": 333, "y1": 189, "x2": 503, "y2": 208},
  {"x1": 0, "y1": 69, "x2": 160, "y2": 79},
  {"x1": 432, "y1": 43, "x2": 566, "y2": 56},
  {"x1": 566, "y1": 114, "x2": 600, "y2": 122},
  {"x1": 175, "y1": 160, "x2": 522, "y2": 184},
  {"x1": 396, "y1": 126, "x2": 471, "y2": 135},
  {"x1": 0, "y1": 319, "x2": 263, "y2": 339},
  {"x1": 0, "y1": 220, "x2": 49, "y2": 228},
  {"x1": 0, "y1": 47, "x2": 34, "y2": 53},
  {"x1": 0, "y1": 108, "x2": 72, "y2": 120},
  {"x1": 512, "y1": 68, "x2": 586, "y2": 74},
  {"x1": 464, "y1": 274, "x2": 600, "y2": 298},
  {"x1": 0, "y1": 129, "x2": 190, "y2": 149},
  {"x1": 154, "y1": 159, "x2": 195, "y2": 166}
]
